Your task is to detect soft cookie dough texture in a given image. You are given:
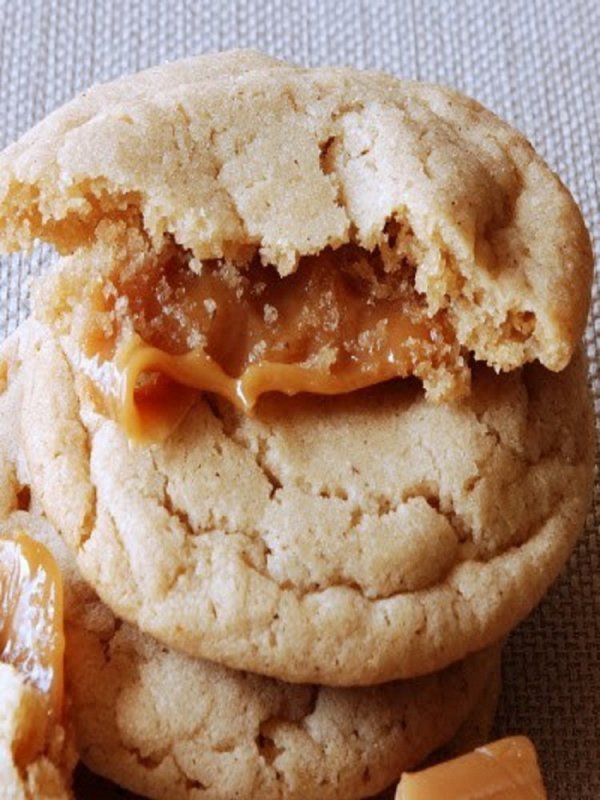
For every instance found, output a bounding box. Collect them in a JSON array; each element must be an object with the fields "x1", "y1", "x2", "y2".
[
  {"x1": 0, "y1": 329, "x2": 500, "y2": 800},
  {"x1": 0, "y1": 50, "x2": 592, "y2": 378}
]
